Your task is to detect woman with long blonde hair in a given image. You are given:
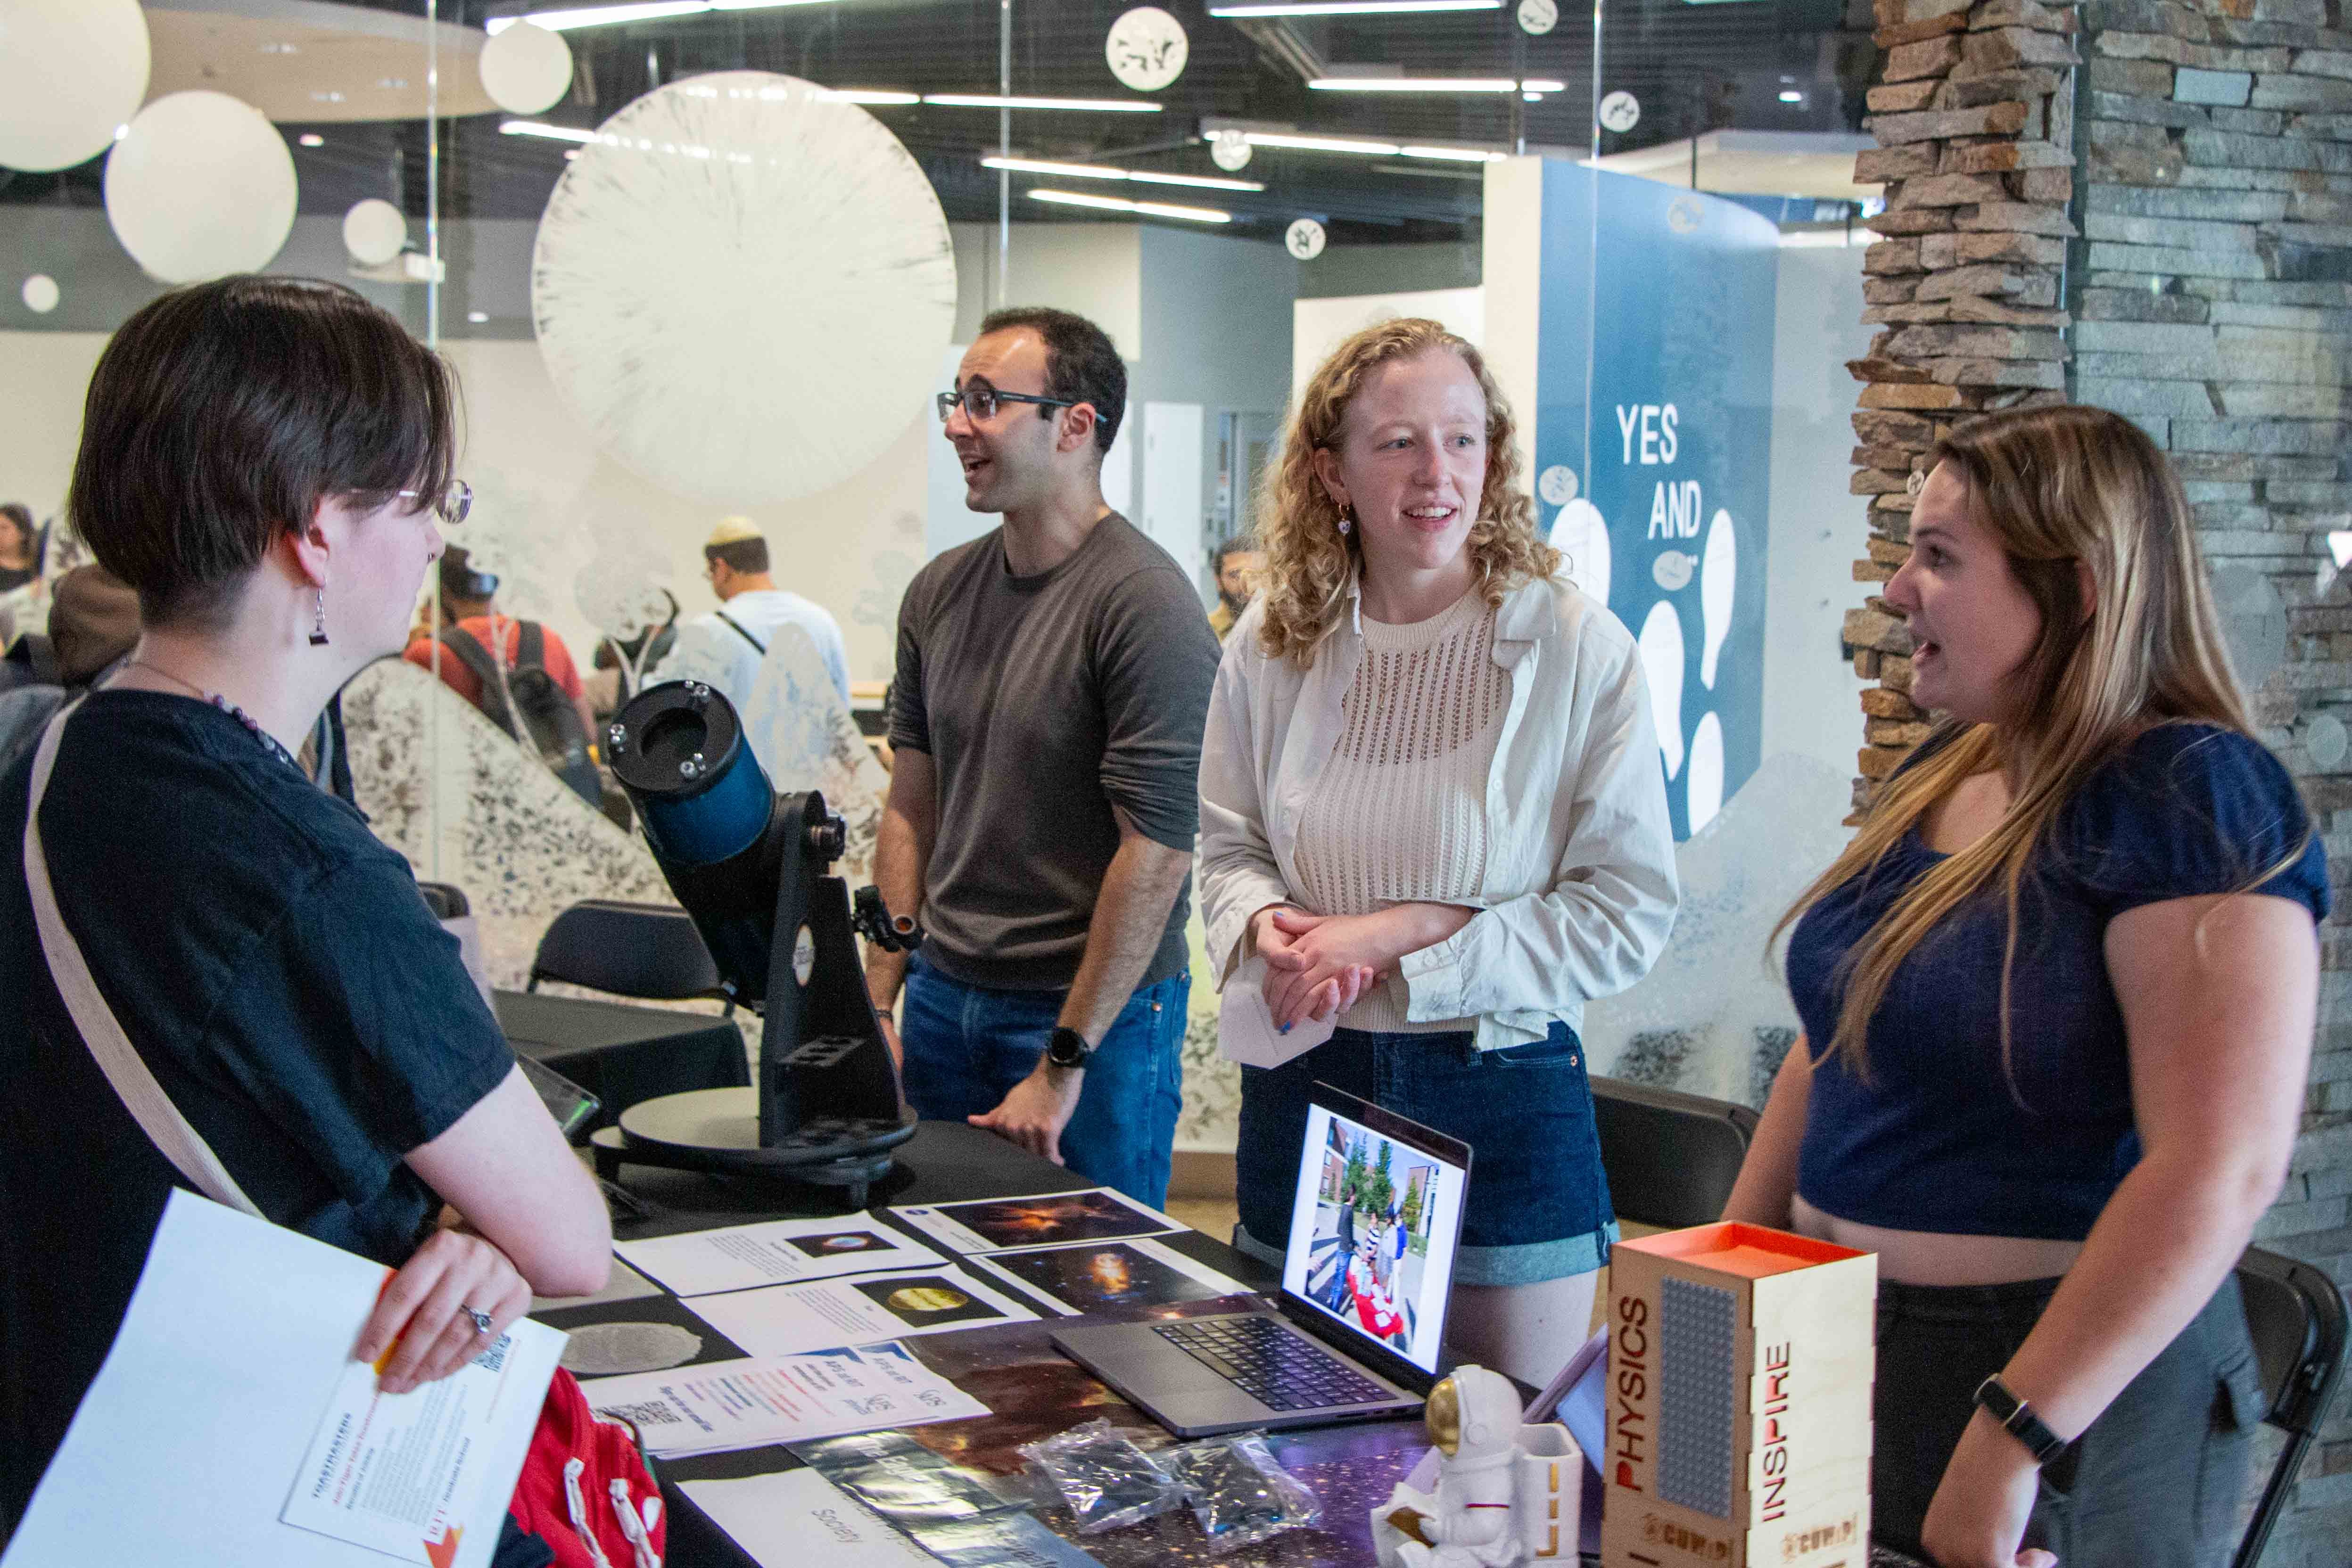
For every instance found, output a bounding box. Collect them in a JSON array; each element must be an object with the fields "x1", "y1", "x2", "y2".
[
  {"x1": 1724, "y1": 404, "x2": 2327, "y2": 1568},
  {"x1": 1197, "y1": 318, "x2": 1678, "y2": 1384}
]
